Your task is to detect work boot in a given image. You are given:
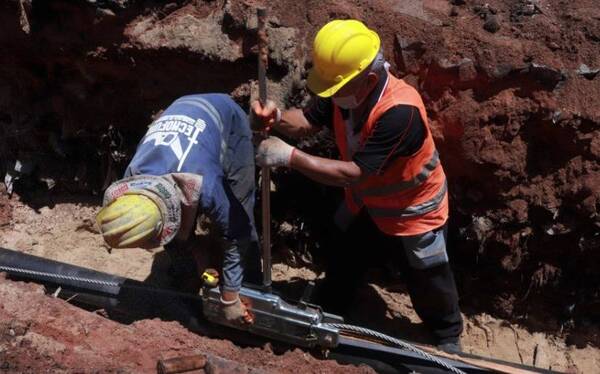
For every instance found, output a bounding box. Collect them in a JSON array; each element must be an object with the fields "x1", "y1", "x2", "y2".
[{"x1": 436, "y1": 340, "x2": 462, "y2": 354}]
